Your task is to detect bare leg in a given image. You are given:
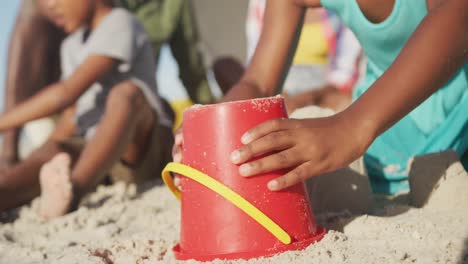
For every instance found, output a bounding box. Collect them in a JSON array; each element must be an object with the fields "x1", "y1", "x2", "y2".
[
  {"x1": 0, "y1": 107, "x2": 76, "y2": 211},
  {"x1": 38, "y1": 82, "x2": 155, "y2": 217}
]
